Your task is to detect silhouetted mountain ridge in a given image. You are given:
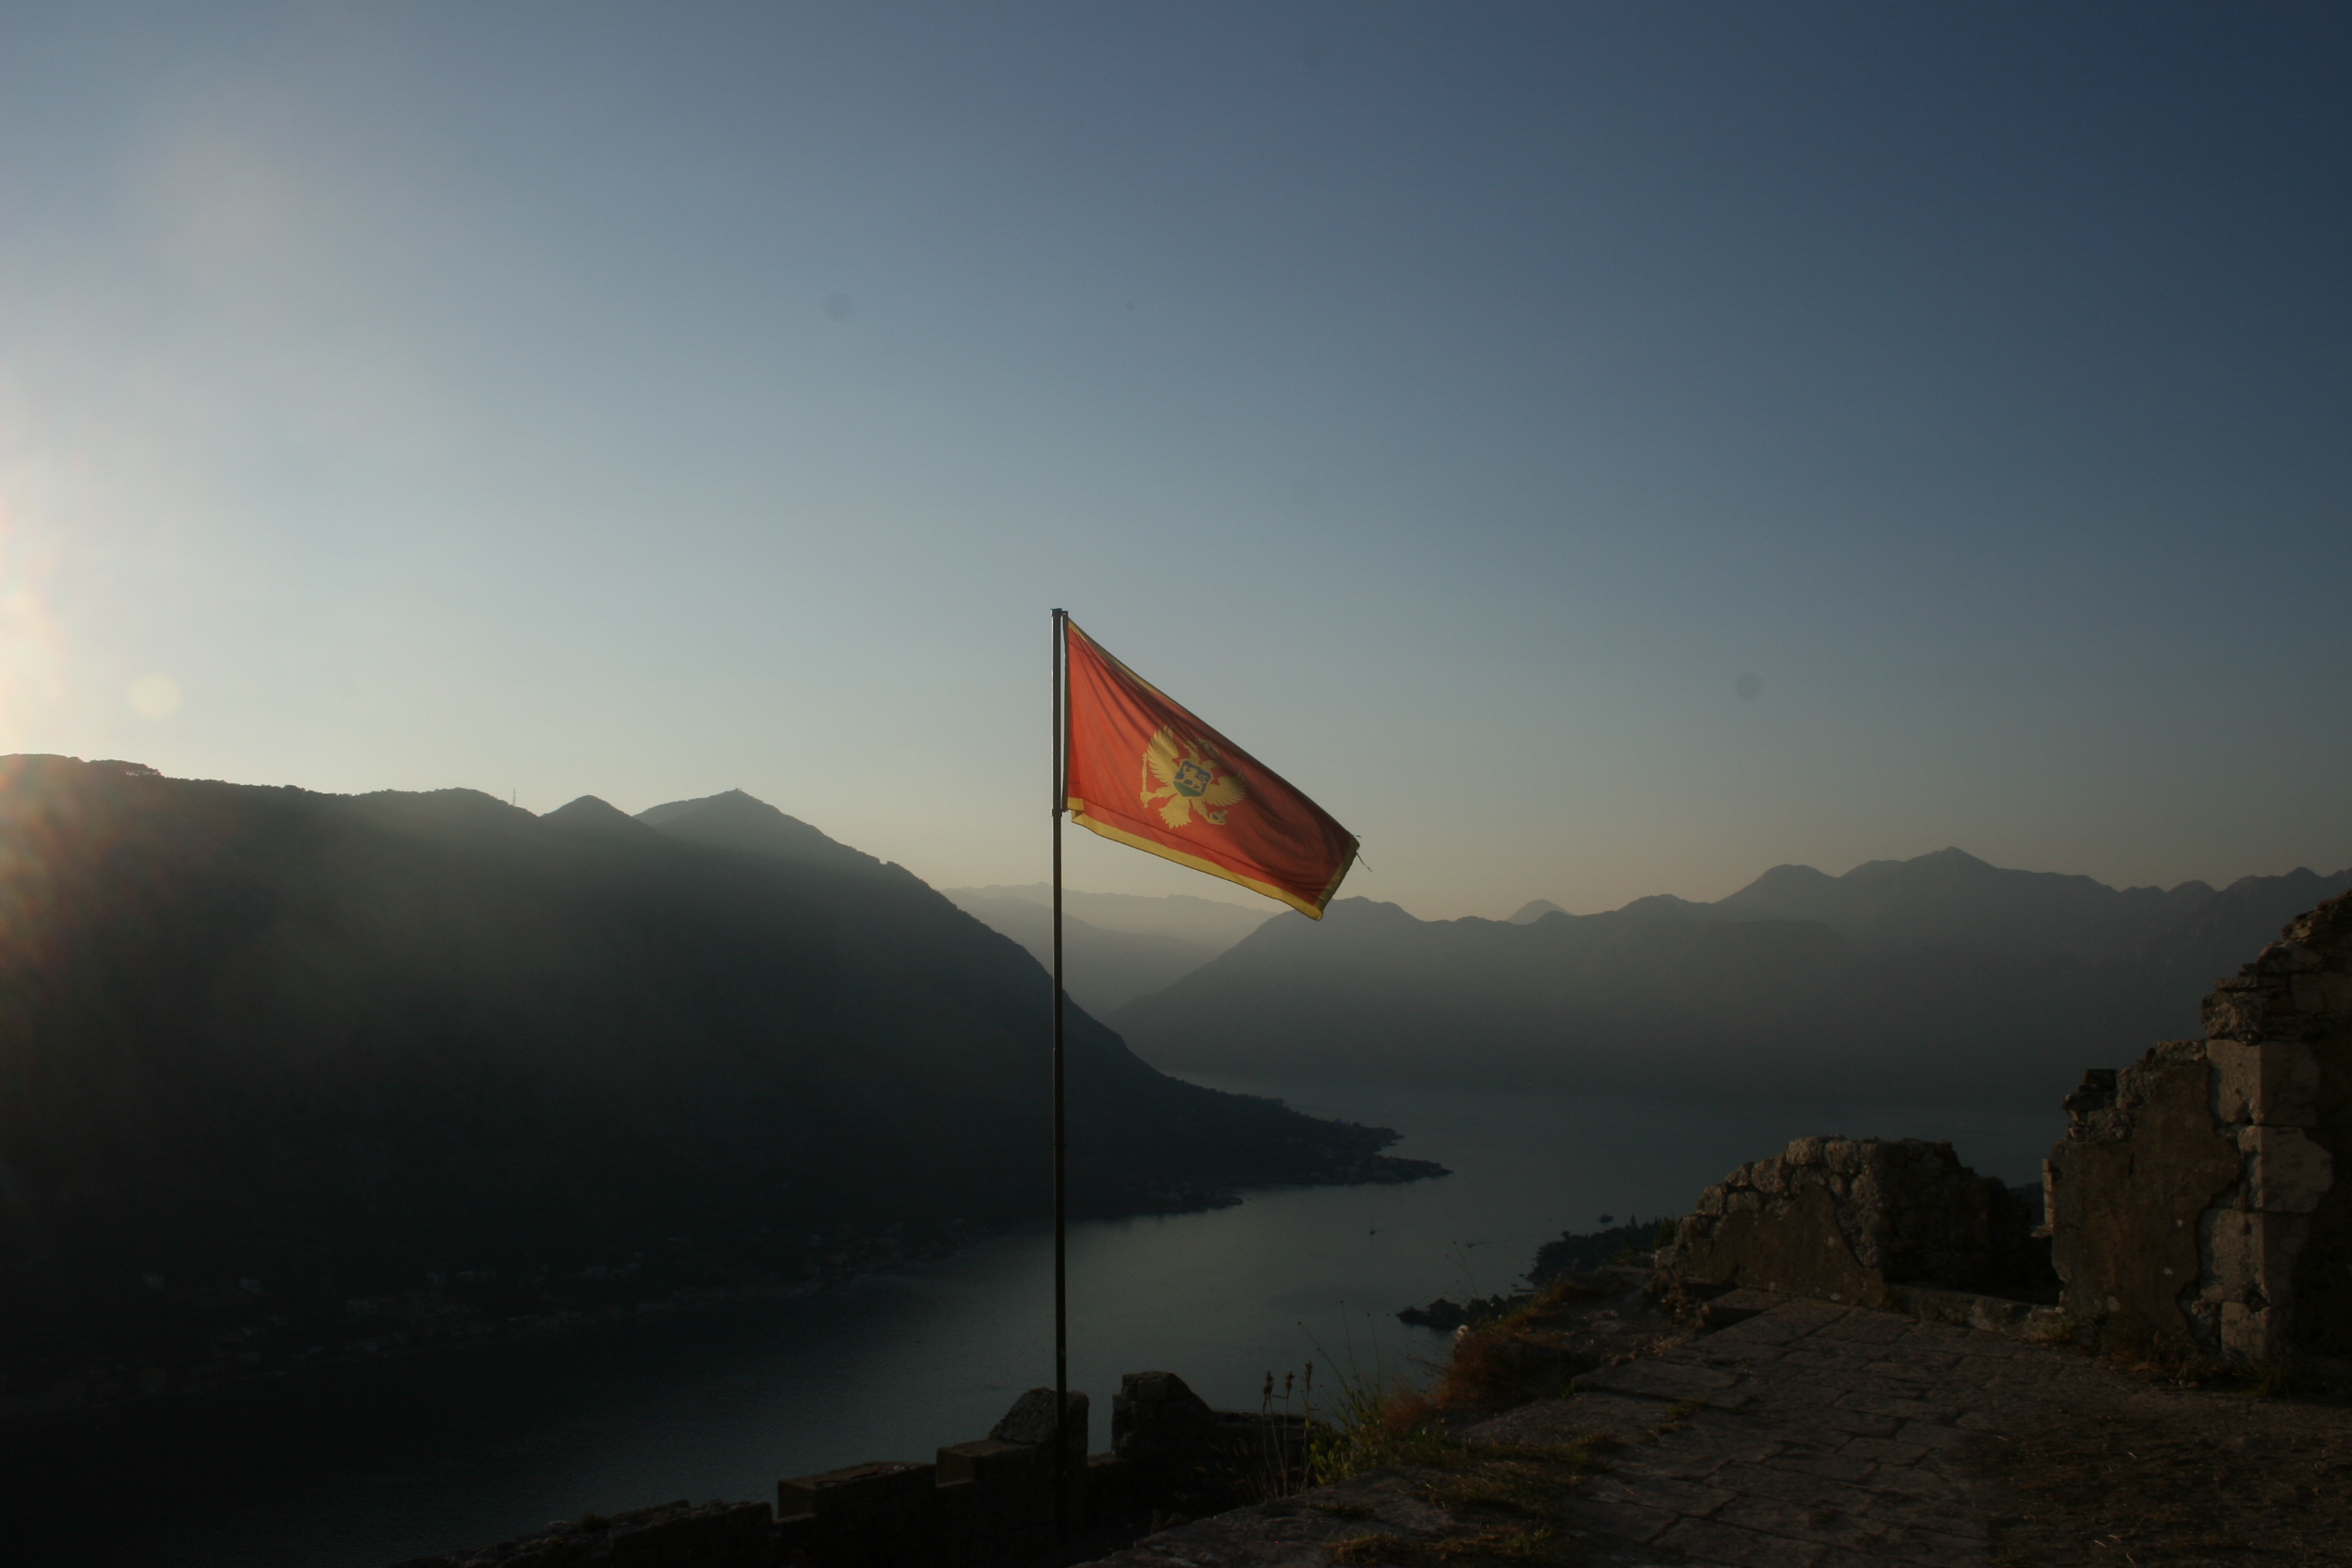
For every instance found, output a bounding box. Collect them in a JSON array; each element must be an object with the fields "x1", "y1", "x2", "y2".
[{"x1": 1118, "y1": 850, "x2": 2350, "y2": 1106}]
